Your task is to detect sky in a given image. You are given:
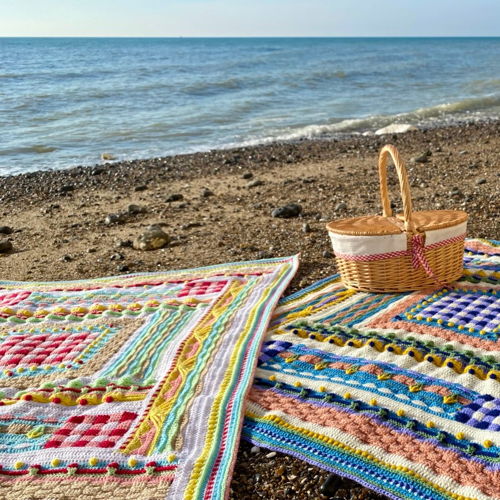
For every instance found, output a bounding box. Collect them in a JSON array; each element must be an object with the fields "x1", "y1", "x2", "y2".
[{"x1": 1, "y1": 0, "x2": 500, "y2": 37}]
